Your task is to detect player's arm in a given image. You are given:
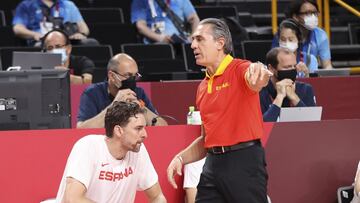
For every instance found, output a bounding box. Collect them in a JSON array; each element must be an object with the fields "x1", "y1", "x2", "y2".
[
  {"x1": 62, "y1": 177, "x2": 95, "y2": 203},
  {"x1": 144, "y1": 182, "x2": 167, "y2": 203}
]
